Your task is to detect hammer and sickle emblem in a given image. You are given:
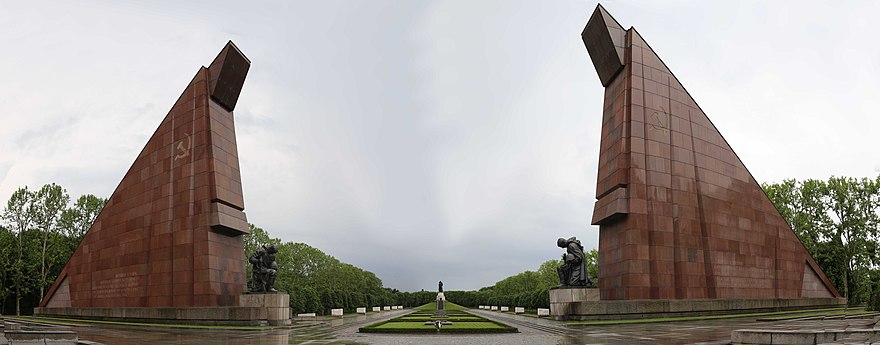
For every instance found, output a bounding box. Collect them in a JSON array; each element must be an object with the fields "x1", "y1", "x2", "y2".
[
  {"x1": 174, "y1": 133, "x2": 192, "y2": 161},
  {"x1": 649, "y1": 106, "x2": 671, "y2": 134}
]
